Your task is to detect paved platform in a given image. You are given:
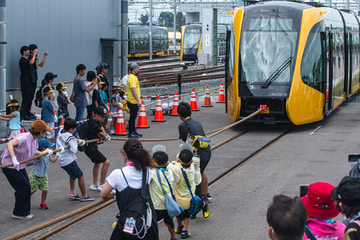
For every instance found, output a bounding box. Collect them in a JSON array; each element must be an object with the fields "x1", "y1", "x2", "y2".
[{"x1": 1, "y1": 94, "x2": 360, "y2": 239}]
